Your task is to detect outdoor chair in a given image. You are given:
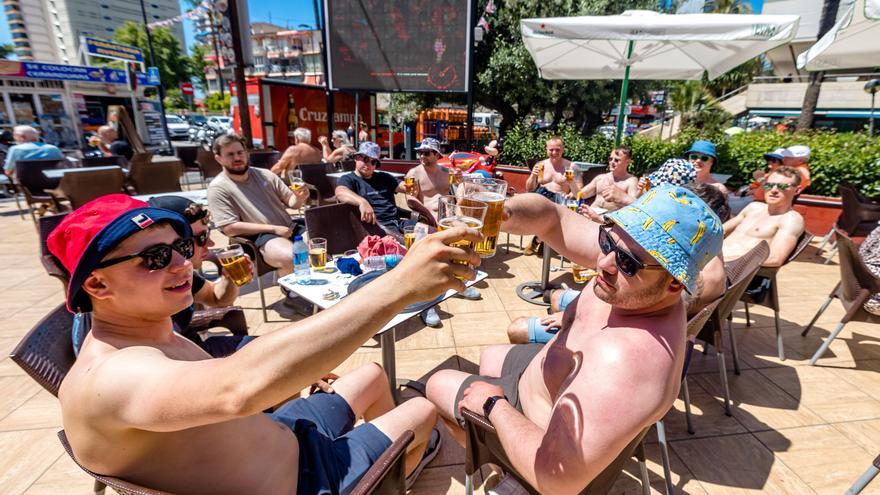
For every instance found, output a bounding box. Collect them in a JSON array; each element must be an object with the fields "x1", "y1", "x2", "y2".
[
  {"x1": 175, "y1": 144, "x2": 203, "y2": 187},
  {"x1": 8, "y1": 303, "x2": 75, "y2": 397},
  {"x1": 299, "y1": 162, "x2": 337, "y2": 205},
  {"x1": 817, "y1": 184, "x2": 880, "y2": 262},
  {"x1": 228, "y1": 236, "x2": 279, "y2": 323},
  {"x1": 844, "y1": 453, "x2": 880, "y2": 495},
  {"x1": 0, "y1": 172, "x2": 26, "y2": 219},
  {"x1": 50, "y1": 167, "x2": 126, "y2": 210},
  {"x1": 14, "y1": 158, "x2": 66, "y2": 222},
  {"x1": 340, "y1": 159, "x2": 356, "y2": 171},
  {"x1": 304, "y1": 202, "x2": 386, "y2": 255},
  {"x1": 248, "y1": 150, "x2": 281, "y2": 170},
  {"x1": 129, "y1": 156, "x2": 183, "y2": 195},
  {"x1": 462, "y1": 407, "x2": 652, "y2": 495},
  {"x1": 38, "y1": 212, "x2": 69, "y2": 291},
  {"x1": 739, "y1": 231, "x2": 814, "y2": 361},
  {"x1": 695, "y1": 241, "x2": 770, "y2": 416},
  {"x1": 59, "y1": 428, "x2": 414, "y2": 495},
  {"x1": 801, "y1": 227, "x2": 880, "y2": 365},
  {"x1": 82, "y1": 155, "x2": 127, "y2": 168},
  {"x1": 196, "y1": 147, "x2": 223, "y2": 181}
]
